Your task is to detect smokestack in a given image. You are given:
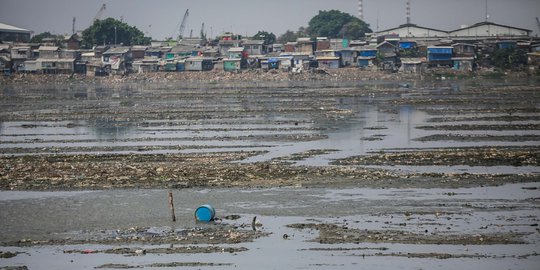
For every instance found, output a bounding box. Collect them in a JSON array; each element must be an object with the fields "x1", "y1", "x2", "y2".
[
  {"x1": 358, "y1": 0, "x2": 364, "y2": 20},
  {"x1": 406, "y1": 0, "x2": 411, "y2": 24}
]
